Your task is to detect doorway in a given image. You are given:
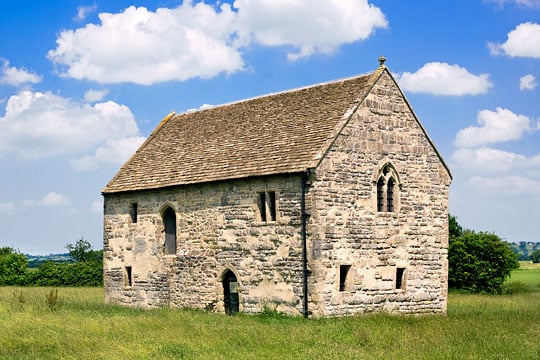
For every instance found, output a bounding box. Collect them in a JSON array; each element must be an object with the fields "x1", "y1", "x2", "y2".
[{"x1": 222, "y1": 270, "x2": 239, "y2": 315}]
